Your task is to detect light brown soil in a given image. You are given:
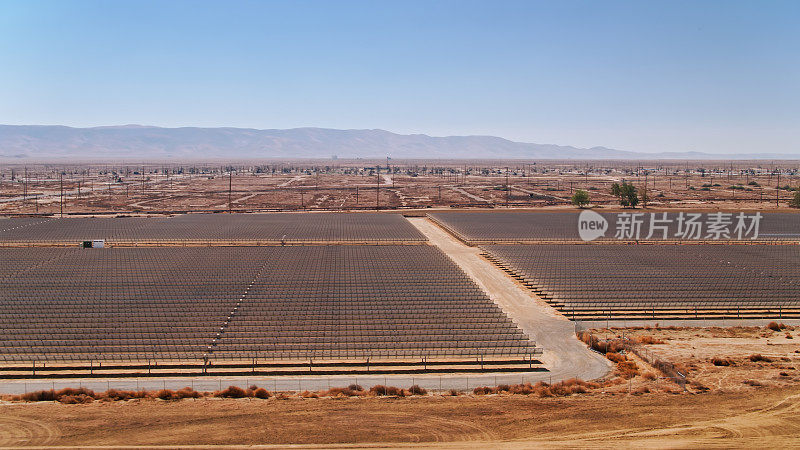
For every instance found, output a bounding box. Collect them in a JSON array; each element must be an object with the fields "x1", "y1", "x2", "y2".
[{"x1": 1, "y1": 386, "x2": 799, "y2": 447}]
